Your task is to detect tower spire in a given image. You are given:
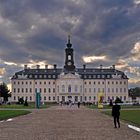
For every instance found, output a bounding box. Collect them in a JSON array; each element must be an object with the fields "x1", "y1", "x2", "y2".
[
  {"x1": 68, "y1": 34, "x2": 71, "y2": 44},
  {"x1": 67, "y1": 34, "x2": 72, "y2": 48}
]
